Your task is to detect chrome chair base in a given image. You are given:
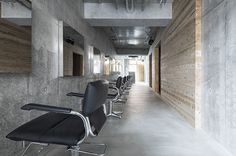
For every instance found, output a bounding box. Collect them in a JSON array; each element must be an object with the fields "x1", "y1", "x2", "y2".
[
  {"x1": 107, "y1": 112, "x2": 122, "y2": 119},
  {"x1": 20, "y1": 142, "x2": 49, "y2": 156},
  {"x1": 69, "y1": 142, "x2": 107, "y2": 156}
]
